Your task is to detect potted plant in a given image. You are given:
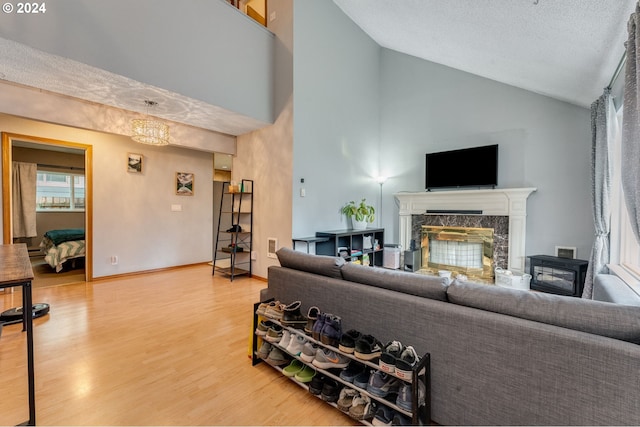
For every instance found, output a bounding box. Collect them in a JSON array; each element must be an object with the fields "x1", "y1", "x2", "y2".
[{"x1": 341, "y1": 198, "x2": 375, "y2": 230}]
